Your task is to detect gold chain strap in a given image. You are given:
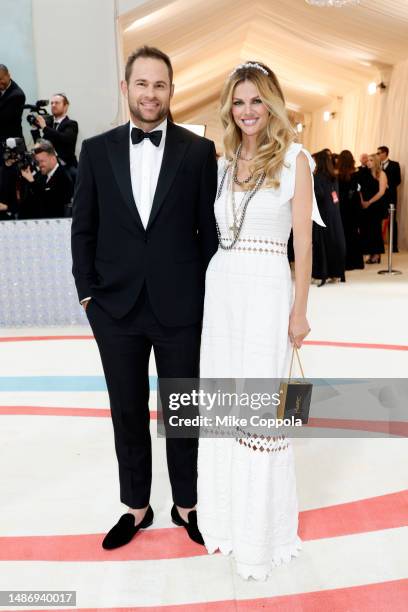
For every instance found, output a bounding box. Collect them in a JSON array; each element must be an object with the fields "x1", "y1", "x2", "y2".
[{"x1": 288, "y1": 345, "x2": 305, "y2": 379}]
